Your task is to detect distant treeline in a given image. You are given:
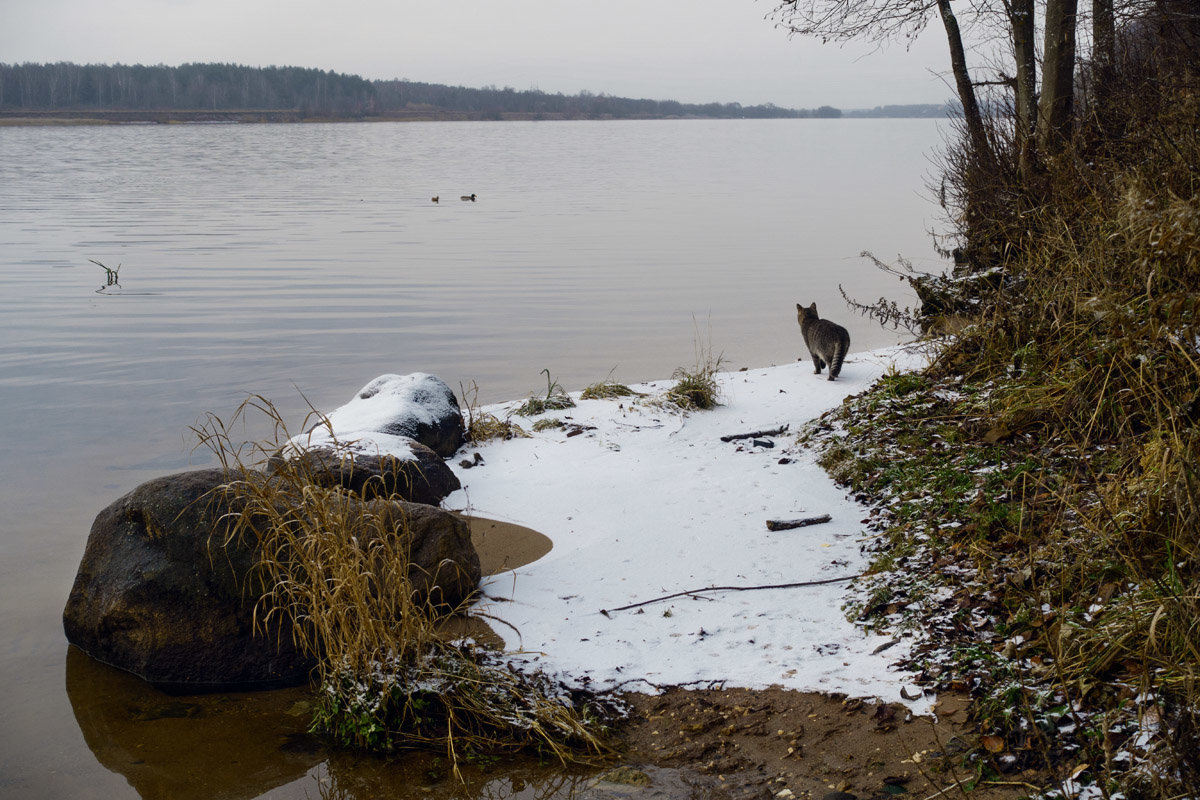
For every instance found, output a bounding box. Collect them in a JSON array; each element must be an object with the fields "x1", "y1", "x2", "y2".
[
  {"x1": 0, "y1": 62, "x2": 935, "y2": 121},
  {"x1": 373, "y1": 78, "x2": 842, "y2": 119},
  {"x1": 0, "y1": 63, "x2": 374, "y2": 116},
  {"x1": 843, "y1": 104, "x2": 953, "y2": 118}
]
